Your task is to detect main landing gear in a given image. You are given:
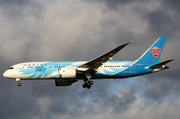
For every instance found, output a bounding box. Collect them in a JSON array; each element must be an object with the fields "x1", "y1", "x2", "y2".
[
  {"x1": 16, "y1": 78, "x2": 21, "y2": 87},
  {"x1": 82, "y1": 80, "x2": 94, "y2": 89},
  {"x1": 82, "y1": 72, "x2": 94, "y2": 89}
]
